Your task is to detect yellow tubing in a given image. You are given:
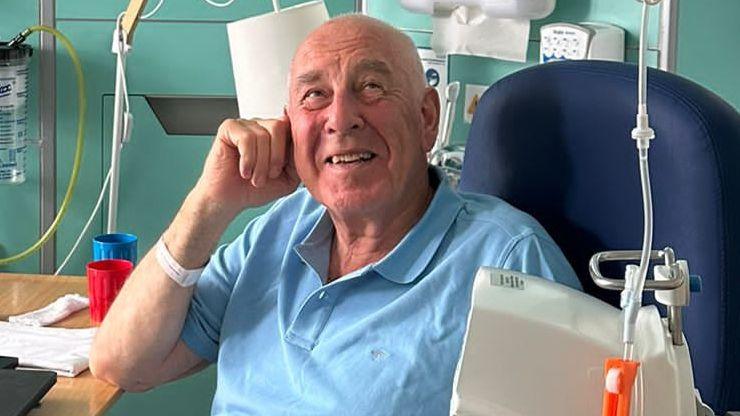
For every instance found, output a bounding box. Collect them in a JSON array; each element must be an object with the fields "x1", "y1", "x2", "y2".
[{"x1": 0, "y1": 26, "x2": 86, "y2": 266}]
